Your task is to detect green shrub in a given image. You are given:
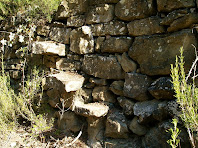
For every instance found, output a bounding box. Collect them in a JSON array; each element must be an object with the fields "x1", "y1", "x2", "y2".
[{"x1": 171, "y1": 47, "x2": 198, "y2": 148}]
